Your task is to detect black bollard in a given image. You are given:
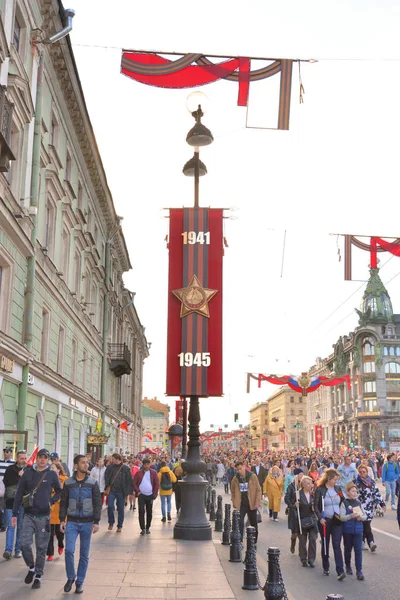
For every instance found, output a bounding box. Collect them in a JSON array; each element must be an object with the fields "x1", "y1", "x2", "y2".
[
  {"x1": 242, "y1": 526, "x2": 258, "y2": 590},
  {"x1": 215, "y1": 495, "x2": 223, "y2": 532},
  {"x1": 221, "y1": 503, "x2": 231, "y2": 545},
  {"x1": 206, "y1": 485, "x2": 211, "y2": 514},
  {"x1": 264, "y1": 547, "x2": 286, "y2": 600},
  {"x1": 209, "y1": 489, "x2": 216, "y2": 521},
  {"x1": 229, "y1": 509, "x2": 242, "y2": 562}
]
